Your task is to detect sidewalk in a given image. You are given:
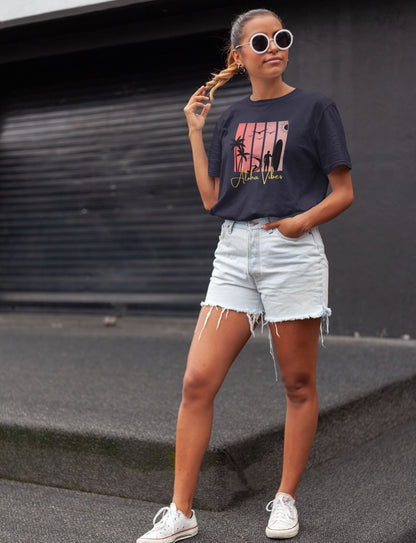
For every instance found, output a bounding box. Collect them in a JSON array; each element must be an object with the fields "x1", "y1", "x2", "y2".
[
  {"x1": 1, "y1": 418, "x2": 415, "y2": 542},
  {"x1": 0, "y1": 313, "x2": 415, "y2": 541}
]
